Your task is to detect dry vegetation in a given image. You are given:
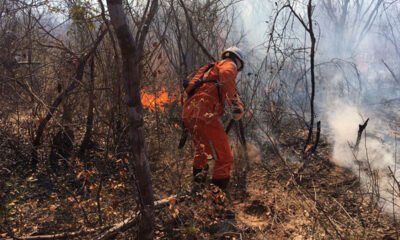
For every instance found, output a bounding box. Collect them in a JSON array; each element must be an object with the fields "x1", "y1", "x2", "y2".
[{"x1": 1, "y1": 0, "x2": 400, "y2": 239}]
